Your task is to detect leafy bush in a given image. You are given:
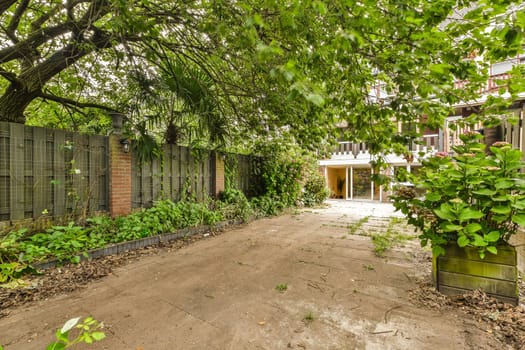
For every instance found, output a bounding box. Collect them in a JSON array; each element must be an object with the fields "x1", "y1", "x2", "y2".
[
  {"x1": 28, "y1": 223, "x2": 104, "y2": 263},
  {"x1": 110, "y1": 199, "x2": 223, "y2": 242},
  {"x1": 0, "y1": 229, "x2": 28, "y2": 263},
  {"x1": 250, "y1": 196, "x2": 284, "y2": 217},
  {"x1": 86, "y1": 215, "x2": 117, "y2": 238},
  {"x1": 218, "y1": 188, "x2": 253, "y2": 221},
  {"x1": 301, "y1": 170, "x2": 330, "y2": 207},
  {"x1": 392, "y1": 132, "x2": 525, "y2": 258},
  {"x1": 259, "y1": 155, "x2": 303, "y2": 207},
  {"x1": 112, "y1": 213, "x2": 151, "y2": 242}
]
